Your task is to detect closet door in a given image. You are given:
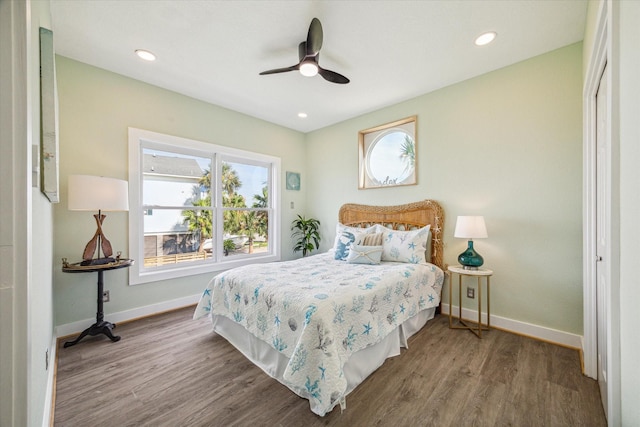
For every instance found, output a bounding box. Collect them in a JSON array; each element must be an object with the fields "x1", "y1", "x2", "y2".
[{"x1": 595, "y1": 62, "x2": 609, "y2": 419}]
